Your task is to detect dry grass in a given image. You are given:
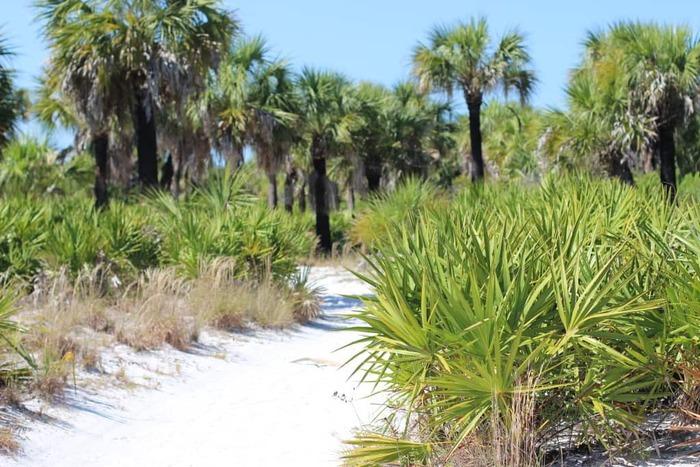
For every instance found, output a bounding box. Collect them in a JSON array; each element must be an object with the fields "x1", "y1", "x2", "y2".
[
  {"x1": 10, "y1": 260, "x2": 320, "y2": 399},
  {"x1": 0, "y1": 384, "x2": 21, "y2": 408},
  {"x1": 301, "y1": 249, "x2": 365, "y2": 271},
  {"x1": 0, "y1": 427, "x2": 20, "y2": 455},
  {"x1": 17, "y1": 269, "x2": 112, "y2": 398},
  {"x1": 190, "y1": 259, "x2": 303, "y2": 329},
  {"x1": 113, "y1": 269, "x2": 197, "y2": 351},
  {"x1": 448, "y1": 374, "x2": 540, "y2": 467},
  {"x1": 191, "y1": 280, "x2": 294, "y2": 329},
  {"x1": 289, "y1": 267, "x2": 323, "y2": 323}
]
